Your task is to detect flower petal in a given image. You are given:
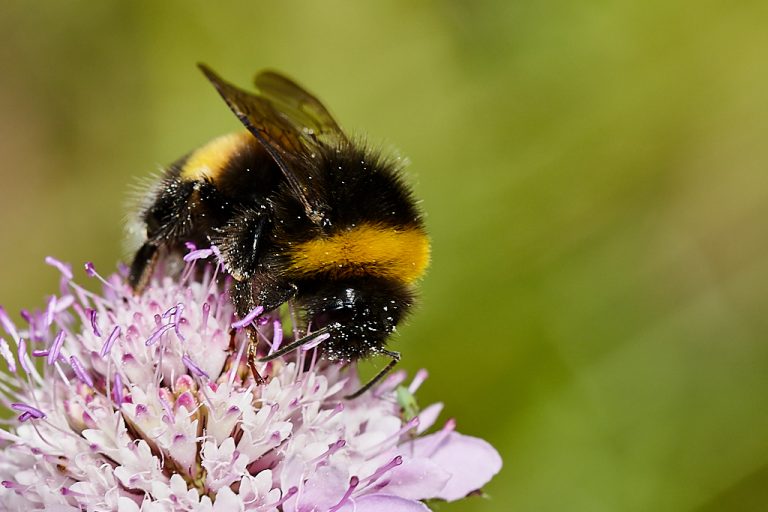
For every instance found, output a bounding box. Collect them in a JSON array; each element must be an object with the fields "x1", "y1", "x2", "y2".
[
  {"x1": 378, "y1": 457, "x2": 451, "y2": 500},
  {"x1": 337, "y1": 494, "x2": 431, "y2": 512},
  {"x1": 416, "y1": 402, "x2": 443, "y2": 434},
  {"x1": 413, "y1": 431, "x2": 502, "y2": 501}
]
